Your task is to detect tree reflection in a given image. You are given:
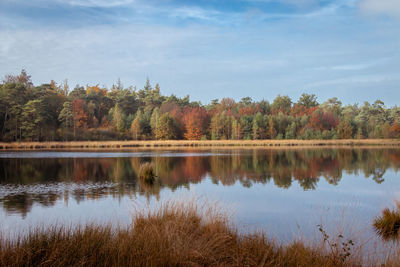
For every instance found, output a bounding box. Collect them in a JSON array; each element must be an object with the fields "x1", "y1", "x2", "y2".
[{"x1": 1, "y1": 148, "x2": 400, "y2": 217}]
